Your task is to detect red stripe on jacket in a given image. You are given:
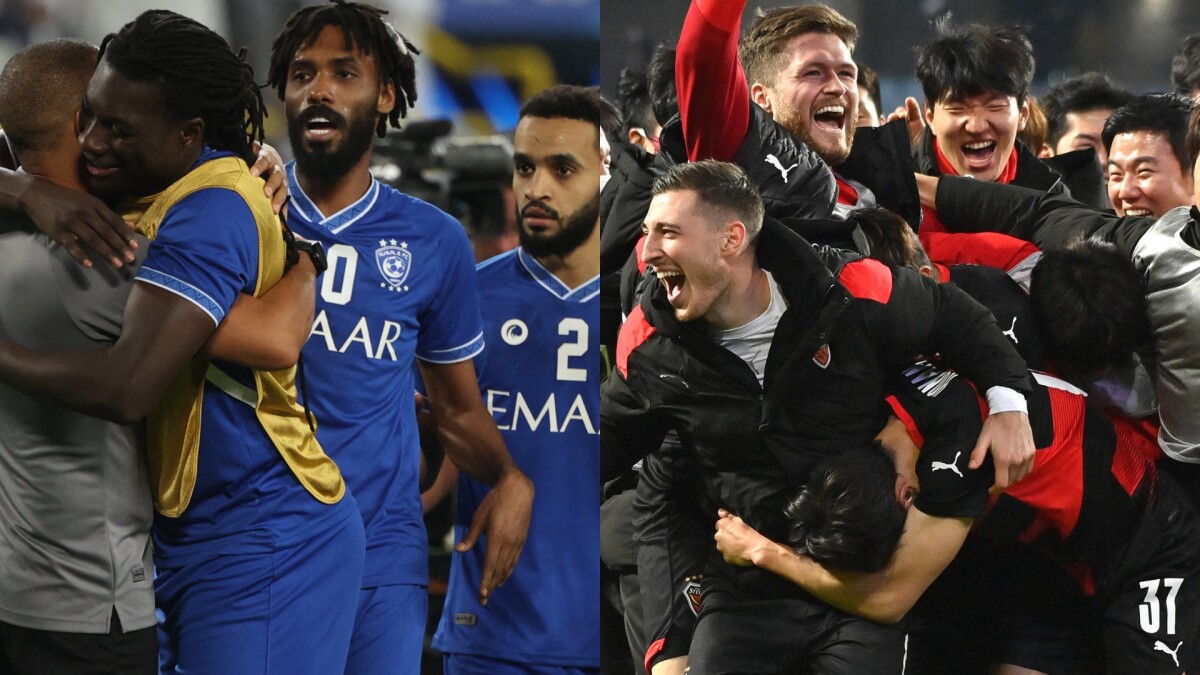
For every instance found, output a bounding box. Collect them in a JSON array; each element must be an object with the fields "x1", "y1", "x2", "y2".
[{"x1": 617, "y1": 305, "x2": 657, "y2": 378}]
